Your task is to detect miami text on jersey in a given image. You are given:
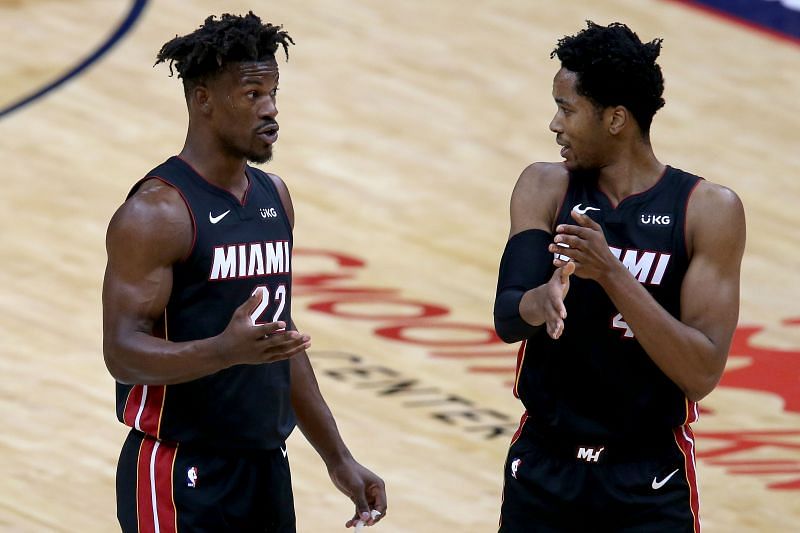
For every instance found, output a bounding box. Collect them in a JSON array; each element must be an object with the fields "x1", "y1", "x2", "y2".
[
  {"x1": 609, "y1": 246, "x2": 671, "y2": 285},
  {"x1": 210, "y1": 240, "x2": 291, "y2": 280}
]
